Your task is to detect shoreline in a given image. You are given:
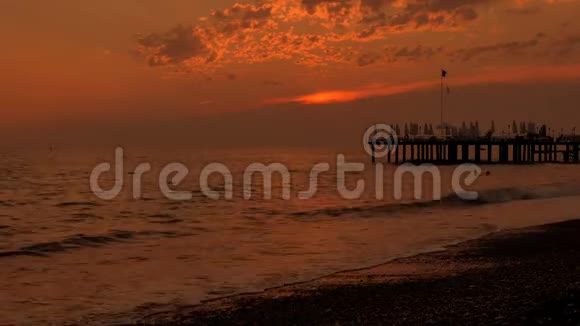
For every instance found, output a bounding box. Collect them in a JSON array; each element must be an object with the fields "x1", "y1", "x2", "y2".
[{"x1": 116, "y1": 219, "x2": 580, "y2": 325}]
